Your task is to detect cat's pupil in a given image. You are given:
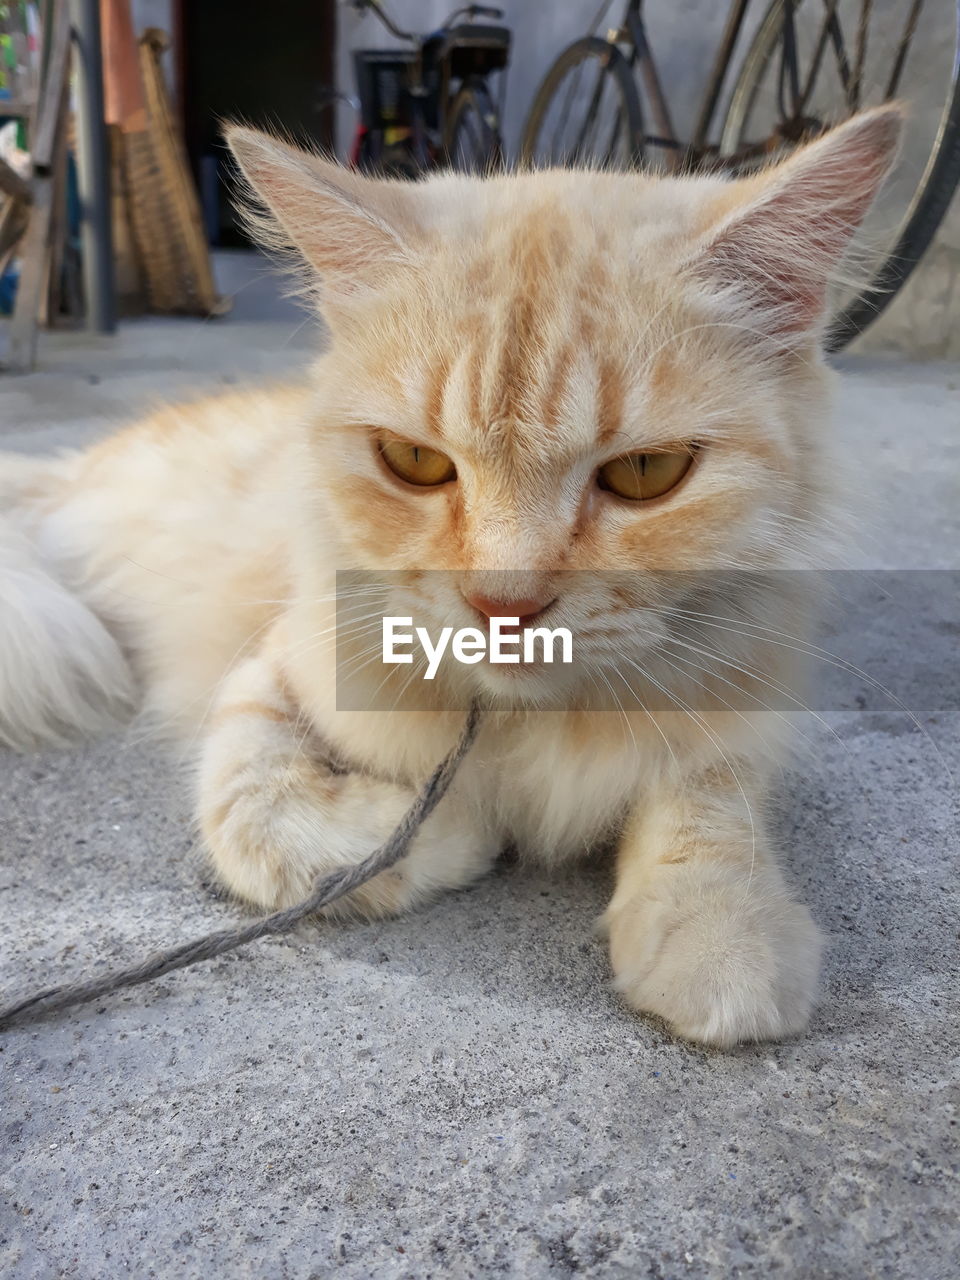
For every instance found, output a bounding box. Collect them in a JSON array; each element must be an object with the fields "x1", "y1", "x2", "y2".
[{"x1": 413, "y1": 447, "x2": 420, "y2": 464}]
